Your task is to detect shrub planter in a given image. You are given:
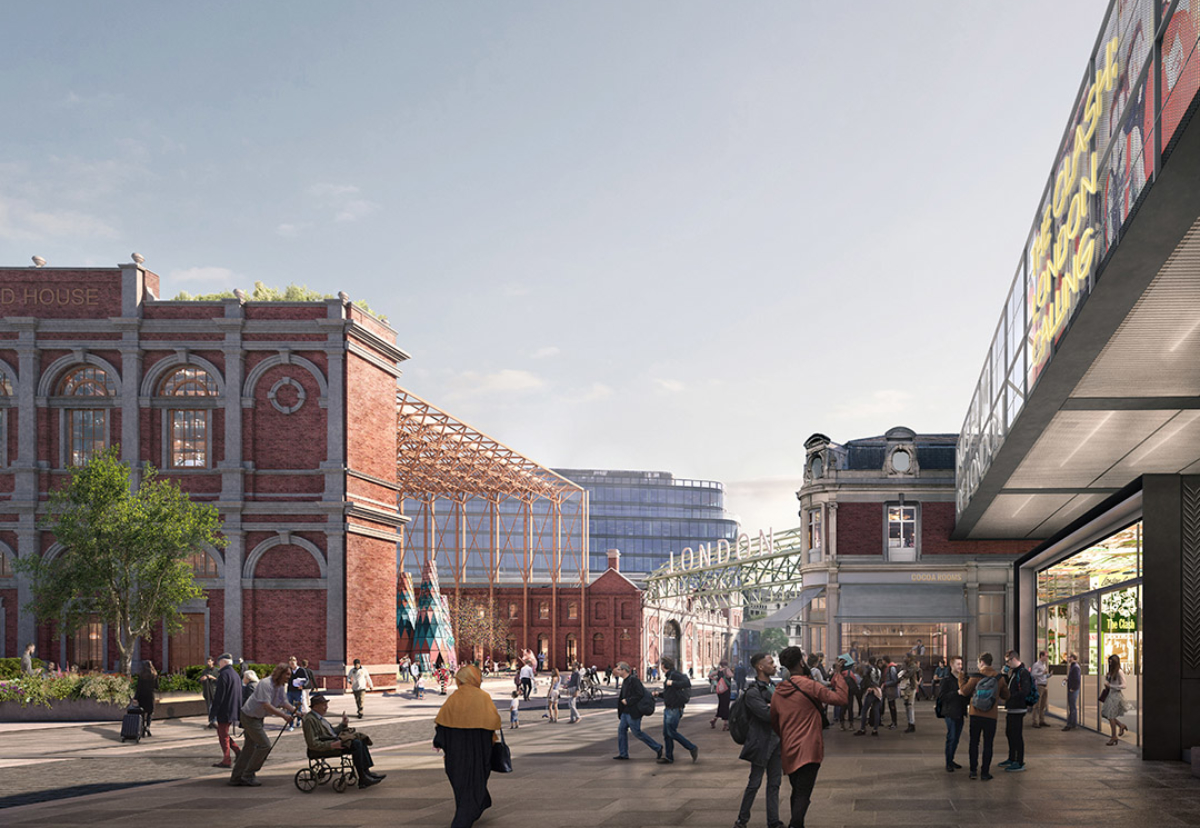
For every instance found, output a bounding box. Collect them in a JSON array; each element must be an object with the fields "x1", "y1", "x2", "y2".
[{"x1": 0, "y1": 691, "x2": 206, "y2": 723}]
